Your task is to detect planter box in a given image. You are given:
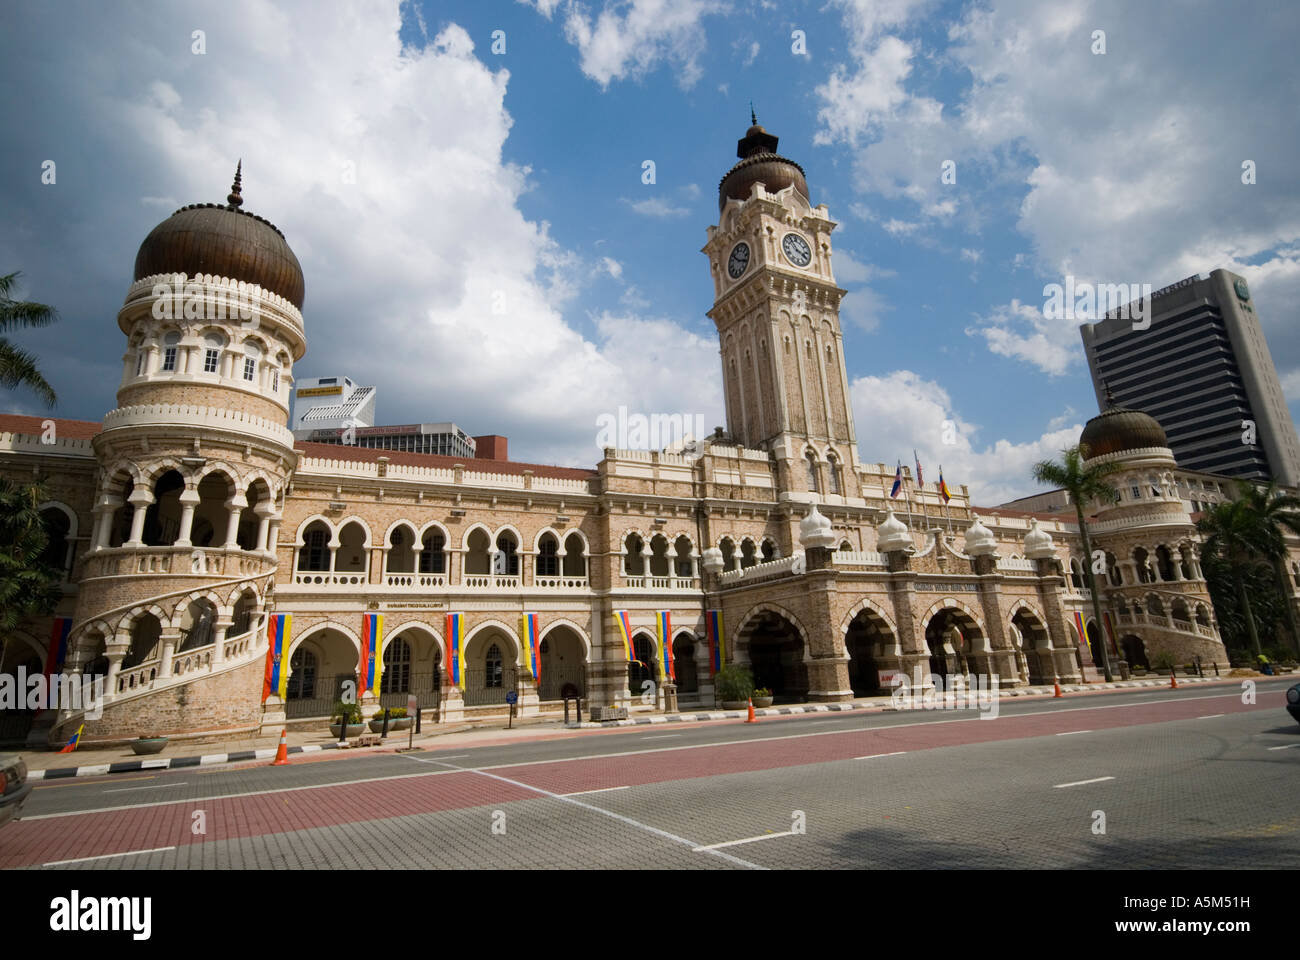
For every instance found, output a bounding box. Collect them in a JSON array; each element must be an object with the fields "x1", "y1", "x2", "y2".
[
  {"x1": 130, "y1": 738, "x2": 168, "y2": 755},
  {"x1": 590, "y1": 706, "x2": 628, "y2": 721},
  {"x1": 752, "y1": 697, "x2": 774, "y2": 708},
  {"x1": 329, "y1": 723, "x2": 366, "y2": 740},
  {"x1": 721, "y1": 700, "x2": 749, "y2": 710}
]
